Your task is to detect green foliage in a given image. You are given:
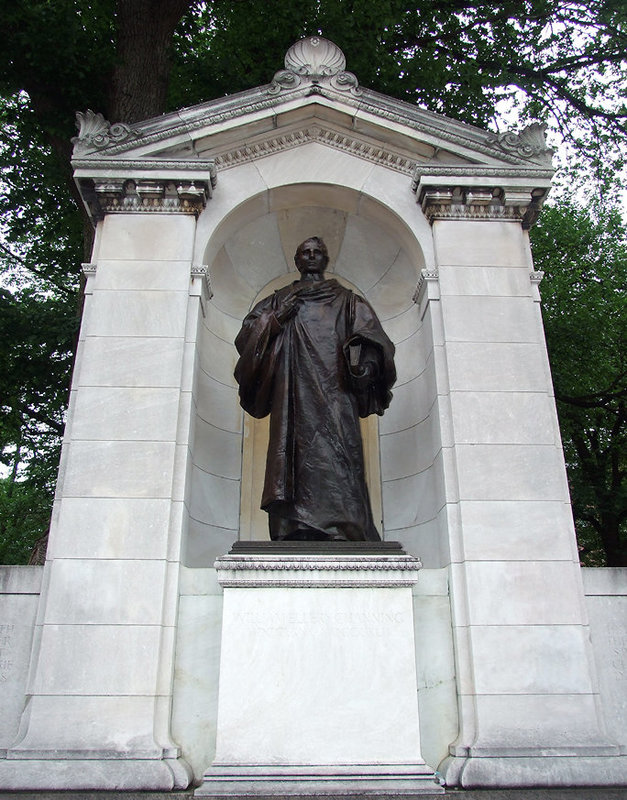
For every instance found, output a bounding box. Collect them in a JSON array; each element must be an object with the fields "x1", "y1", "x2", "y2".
[
  {"x1": 0, "y1": 93, "x2": 81, "y2": 563},
  {"x1": 530, "y1": 194, "x2": 627, "y2": 565},
  {"x1": 169, "y1": 1, "x2": 627, "y2": 170}
]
